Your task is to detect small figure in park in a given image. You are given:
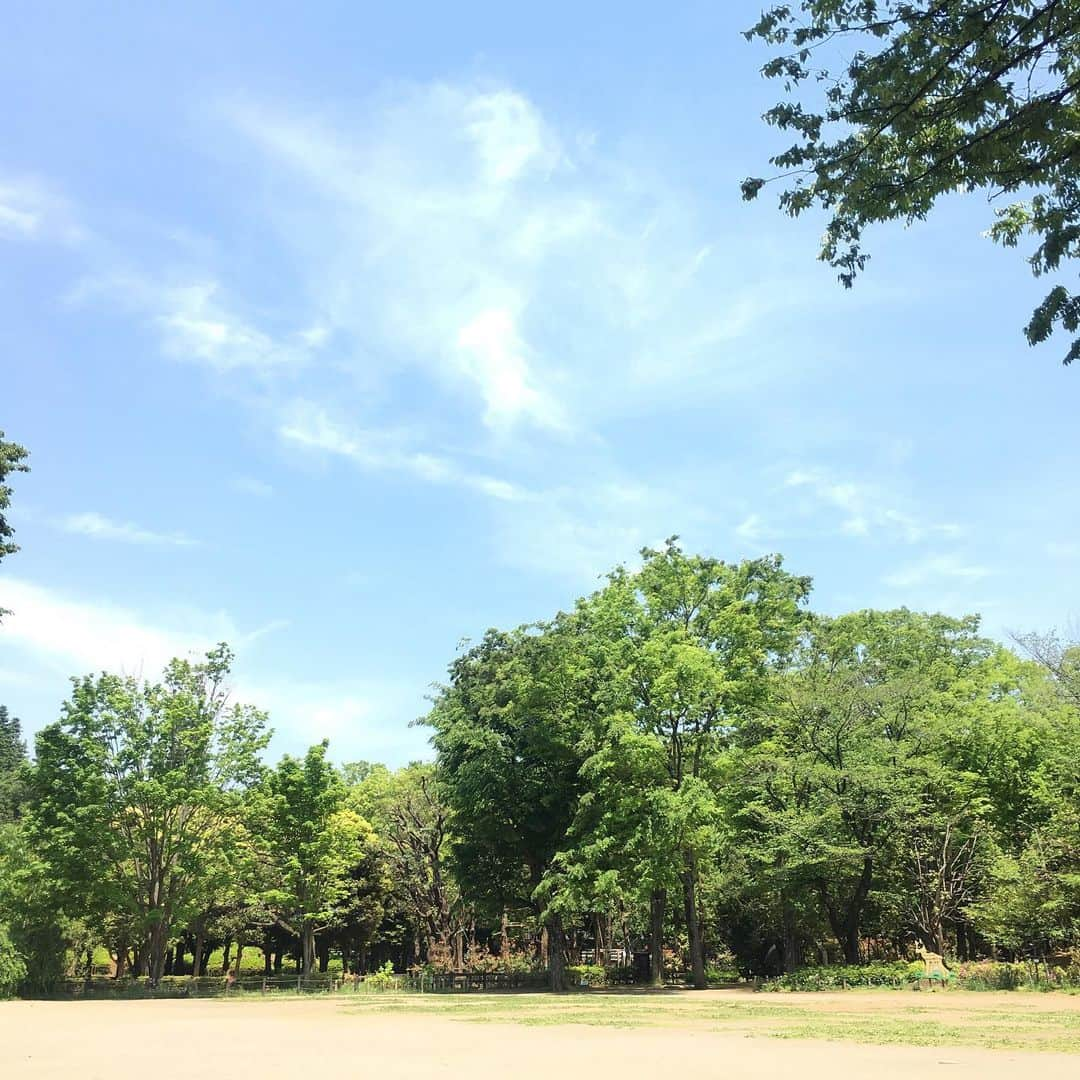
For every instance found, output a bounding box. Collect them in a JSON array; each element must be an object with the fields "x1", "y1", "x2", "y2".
[
  {"x1": 916, "y1": 944, "x2": 950, "y2": 988},
  {"x1": 225, "y1": 968, "x2": 237, "y2": 991}
]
